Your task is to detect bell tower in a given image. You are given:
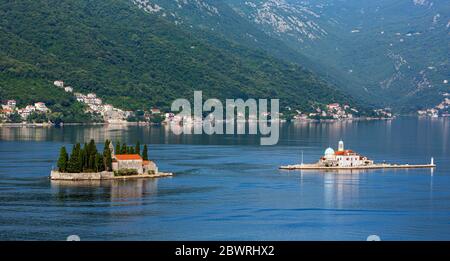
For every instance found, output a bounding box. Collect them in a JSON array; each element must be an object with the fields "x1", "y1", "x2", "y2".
[
  {"x1": 338, "y1": 140, "x2": 344, "y2": 152},
  {"x1": 109, "y1": 141, "x2": 115, "y2": 158}
]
